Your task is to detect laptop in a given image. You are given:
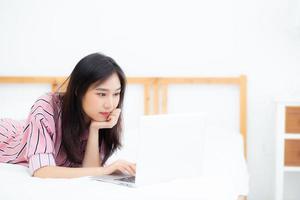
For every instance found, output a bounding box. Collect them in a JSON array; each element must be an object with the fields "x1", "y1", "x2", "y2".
[{"x1": 90, "y1": 113, "x2": 206, "y2": 187}]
